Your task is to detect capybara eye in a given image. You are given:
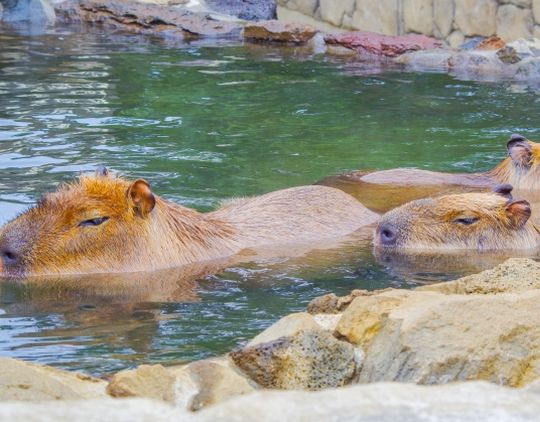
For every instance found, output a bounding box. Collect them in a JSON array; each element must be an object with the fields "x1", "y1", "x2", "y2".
[
  {"x1": 78, "y1": 217, "x2": 109, "y2": 227},
  {"x1": 454, "y1": 217, "x2": 479, "y2": 226}
]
